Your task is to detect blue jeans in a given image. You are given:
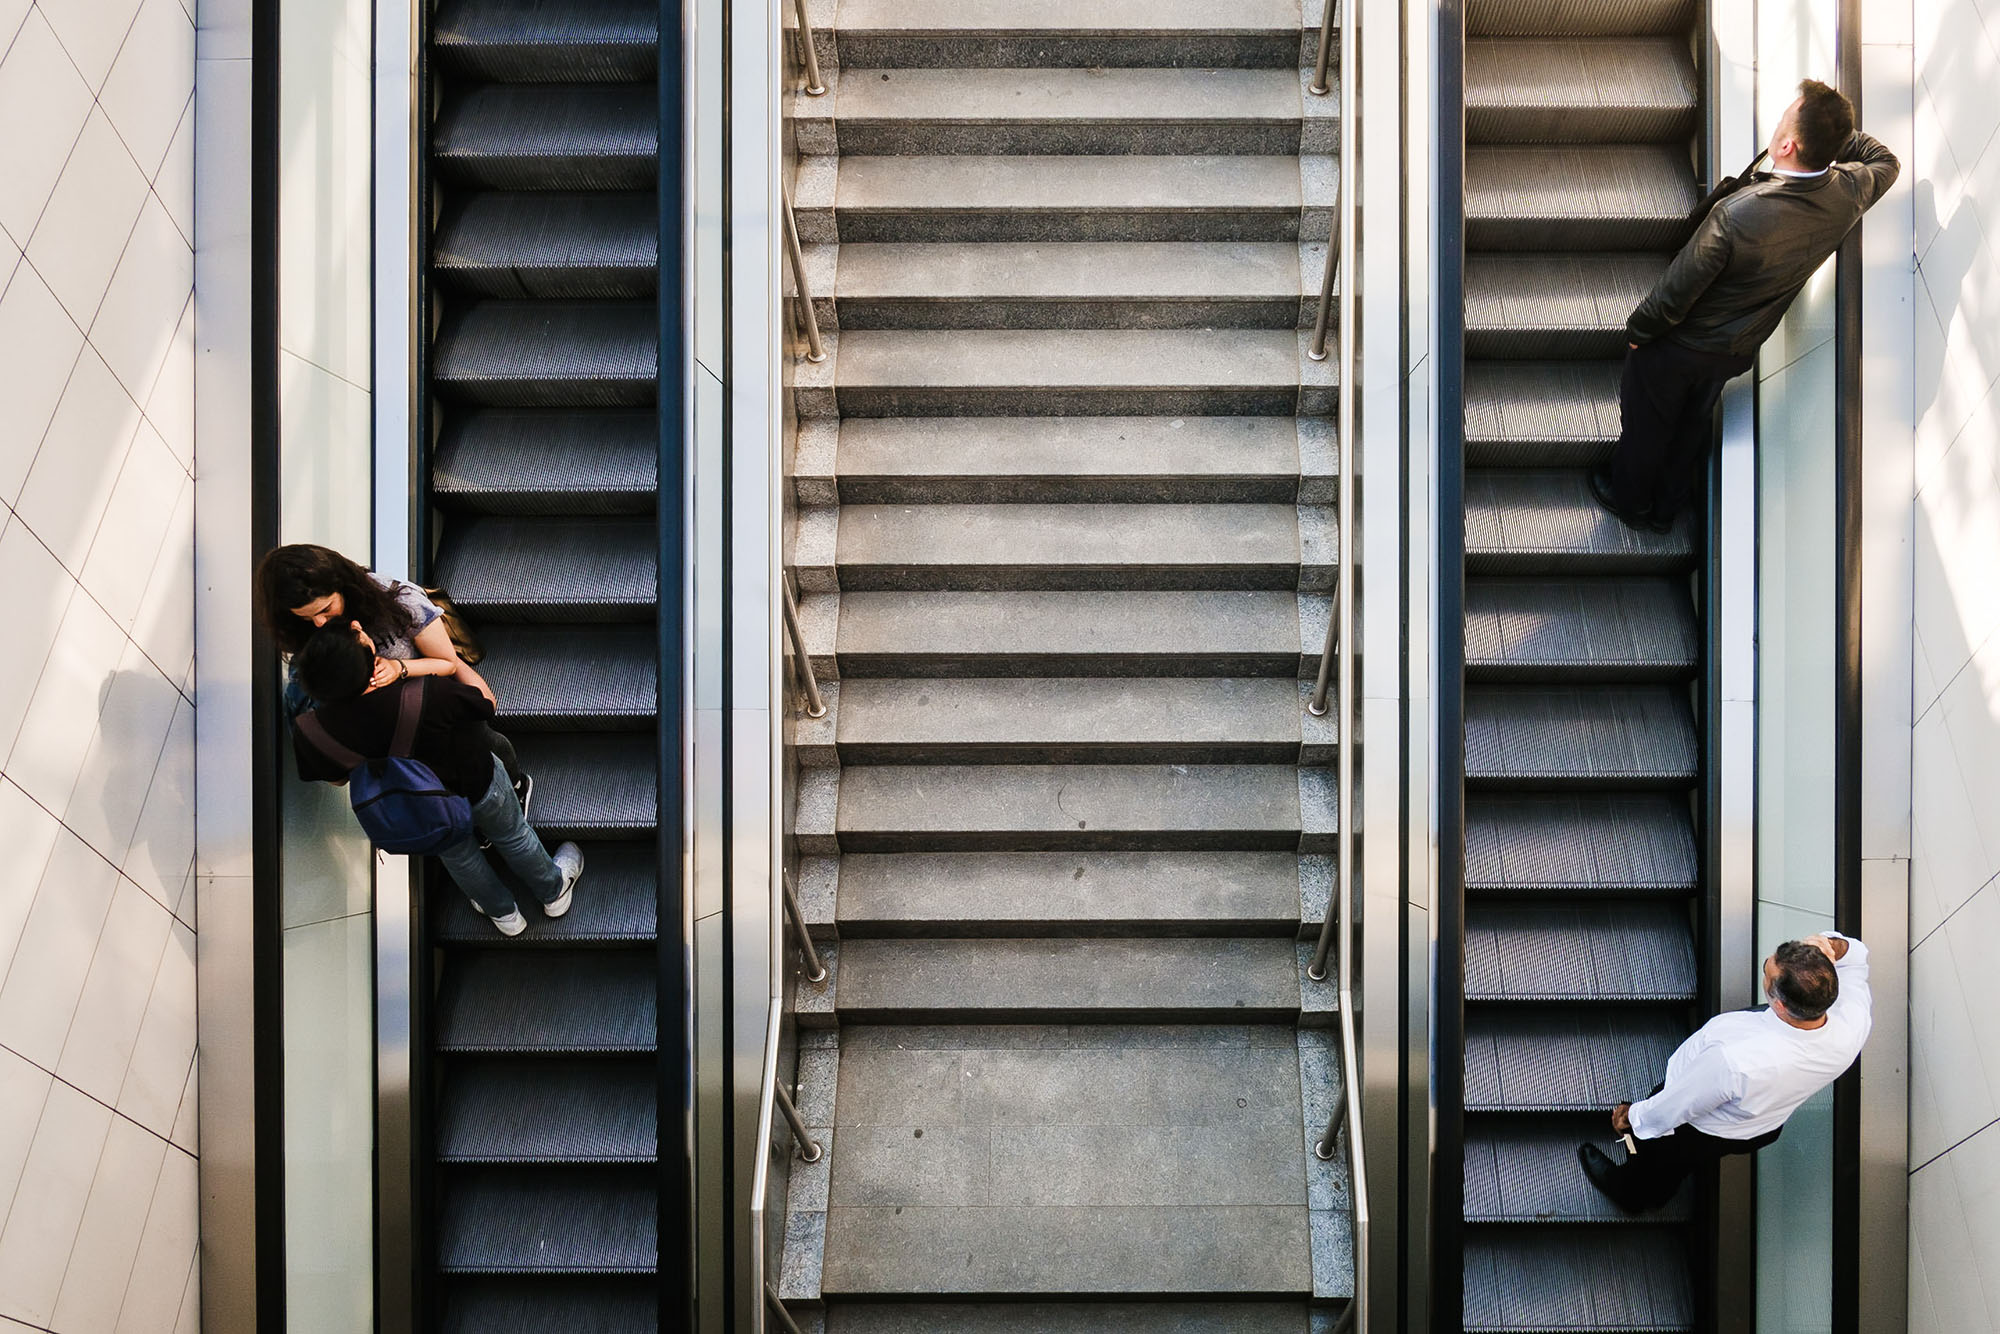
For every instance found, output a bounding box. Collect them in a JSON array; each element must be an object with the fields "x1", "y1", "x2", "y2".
[{"x1": 436, "y1": 755, "x2": 562, "y2": 918}]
